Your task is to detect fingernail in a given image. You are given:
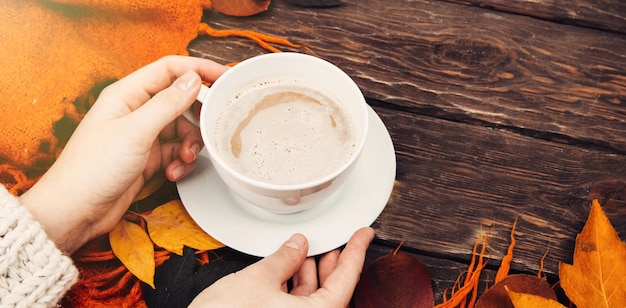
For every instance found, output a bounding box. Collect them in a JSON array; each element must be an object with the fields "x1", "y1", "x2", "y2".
[
  {"x1": 172, "y1": 165, "x2": 185, "y2": 181},
  {"x1": 190, "y1": 143, "x2": 201, "y2": 161},
  {"x1": 174, "y1": 71, "x2": 198, "y2": 91},
  {"x1": 284, "y1": 234, "x2": 305, "y2": 250}
]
